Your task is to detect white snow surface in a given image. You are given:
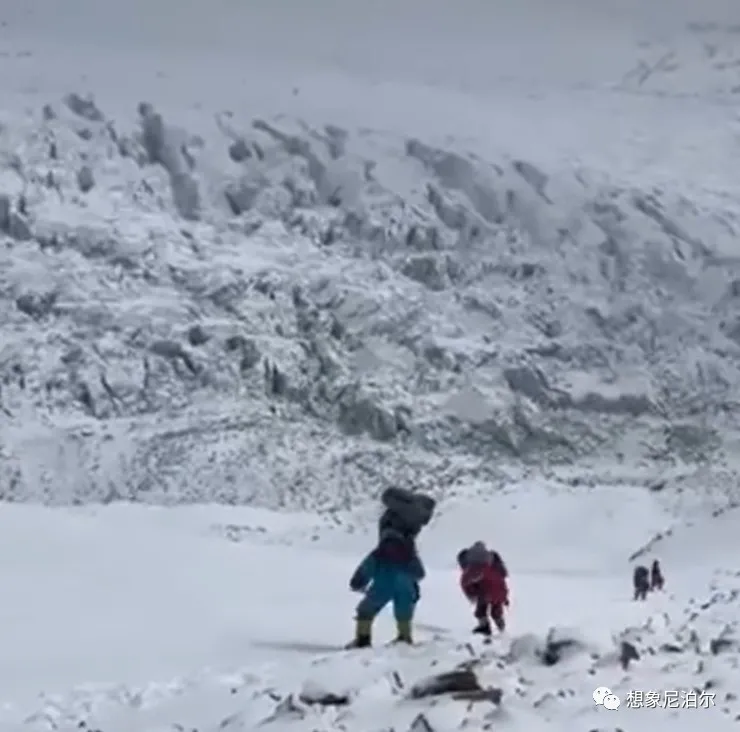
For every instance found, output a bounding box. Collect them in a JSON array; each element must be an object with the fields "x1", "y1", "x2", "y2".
[
  {"x1": 2, "y1": 0, "x2": 740, "y2": 730},
  {"x1": 1, "y1": 487, "x2": 740, "y2": 732}
]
